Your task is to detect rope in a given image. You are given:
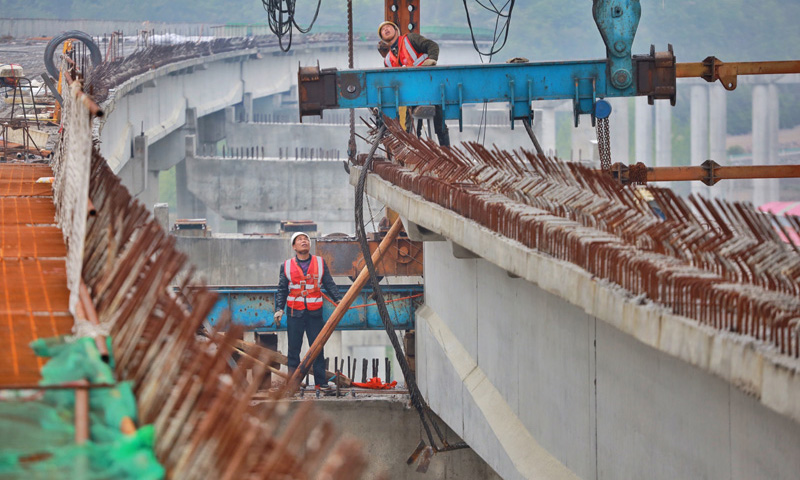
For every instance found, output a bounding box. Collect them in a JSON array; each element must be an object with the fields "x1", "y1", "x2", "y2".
[{"x1": 354, "y1": 120, "x2": 467, "y2": 453}]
